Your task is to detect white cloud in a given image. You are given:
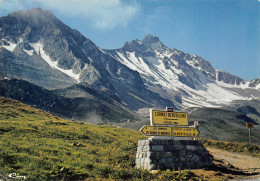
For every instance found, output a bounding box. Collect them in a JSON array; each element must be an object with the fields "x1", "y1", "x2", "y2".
[
  {"x1": 0, "y1": 0, "x2": 25, "y2": 13},
  {"x1": 0, "y1": 0, "x2": 139, "y2": 29}
]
